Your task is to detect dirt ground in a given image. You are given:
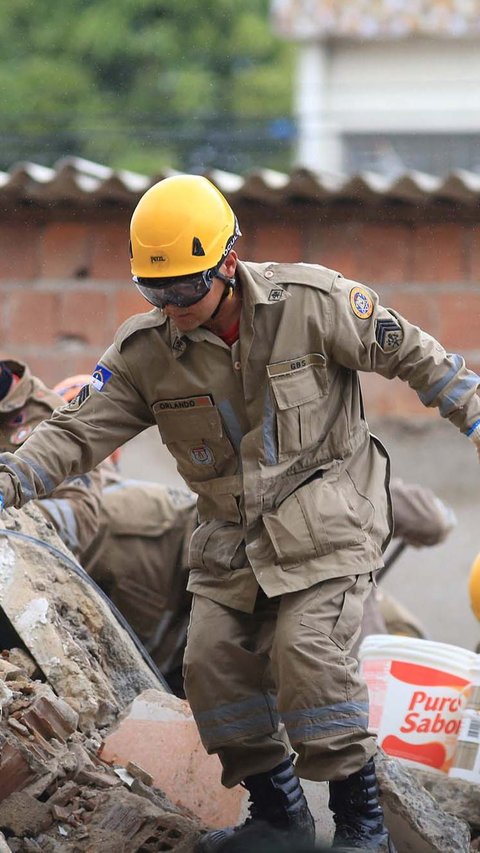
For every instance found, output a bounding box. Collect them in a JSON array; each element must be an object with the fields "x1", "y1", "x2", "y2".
[{"x1": 120, "y1": 416, "x2": 480, "y2": 652}]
